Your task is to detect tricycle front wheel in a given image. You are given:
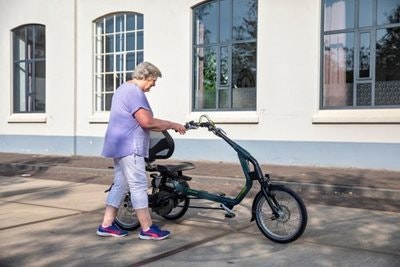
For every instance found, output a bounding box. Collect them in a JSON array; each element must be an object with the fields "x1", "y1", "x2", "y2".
[{"x1": 253, "y1": 184, "x2": 307, "y2": 243}]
